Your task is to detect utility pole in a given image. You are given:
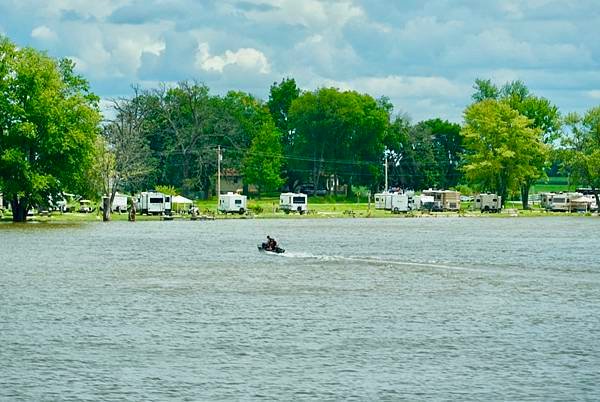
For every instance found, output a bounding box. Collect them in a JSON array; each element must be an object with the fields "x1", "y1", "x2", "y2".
[
  {"x1": 217, "y1": 145, "x2": 222, "y2": 199},
  {"x1": 384, "y1": 155, "x2": 388, "y2": 192}
]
